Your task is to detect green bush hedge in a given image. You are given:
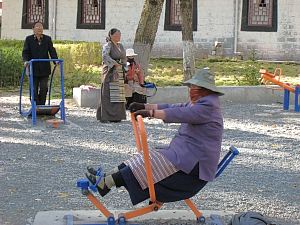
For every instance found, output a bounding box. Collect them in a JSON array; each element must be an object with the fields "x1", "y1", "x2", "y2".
[
  {"x1": 52, "y1": 42, "x2": 101, "y2": 95},
  {"x1": 0, "y1": 39, "x2": 102, "y2": 95},
  {"x1": 0, "y1": 46, "x2": 23, "y2": 87},
  {"x1": 2, "y1": 39, "x2": 299, "y2": 96}
]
